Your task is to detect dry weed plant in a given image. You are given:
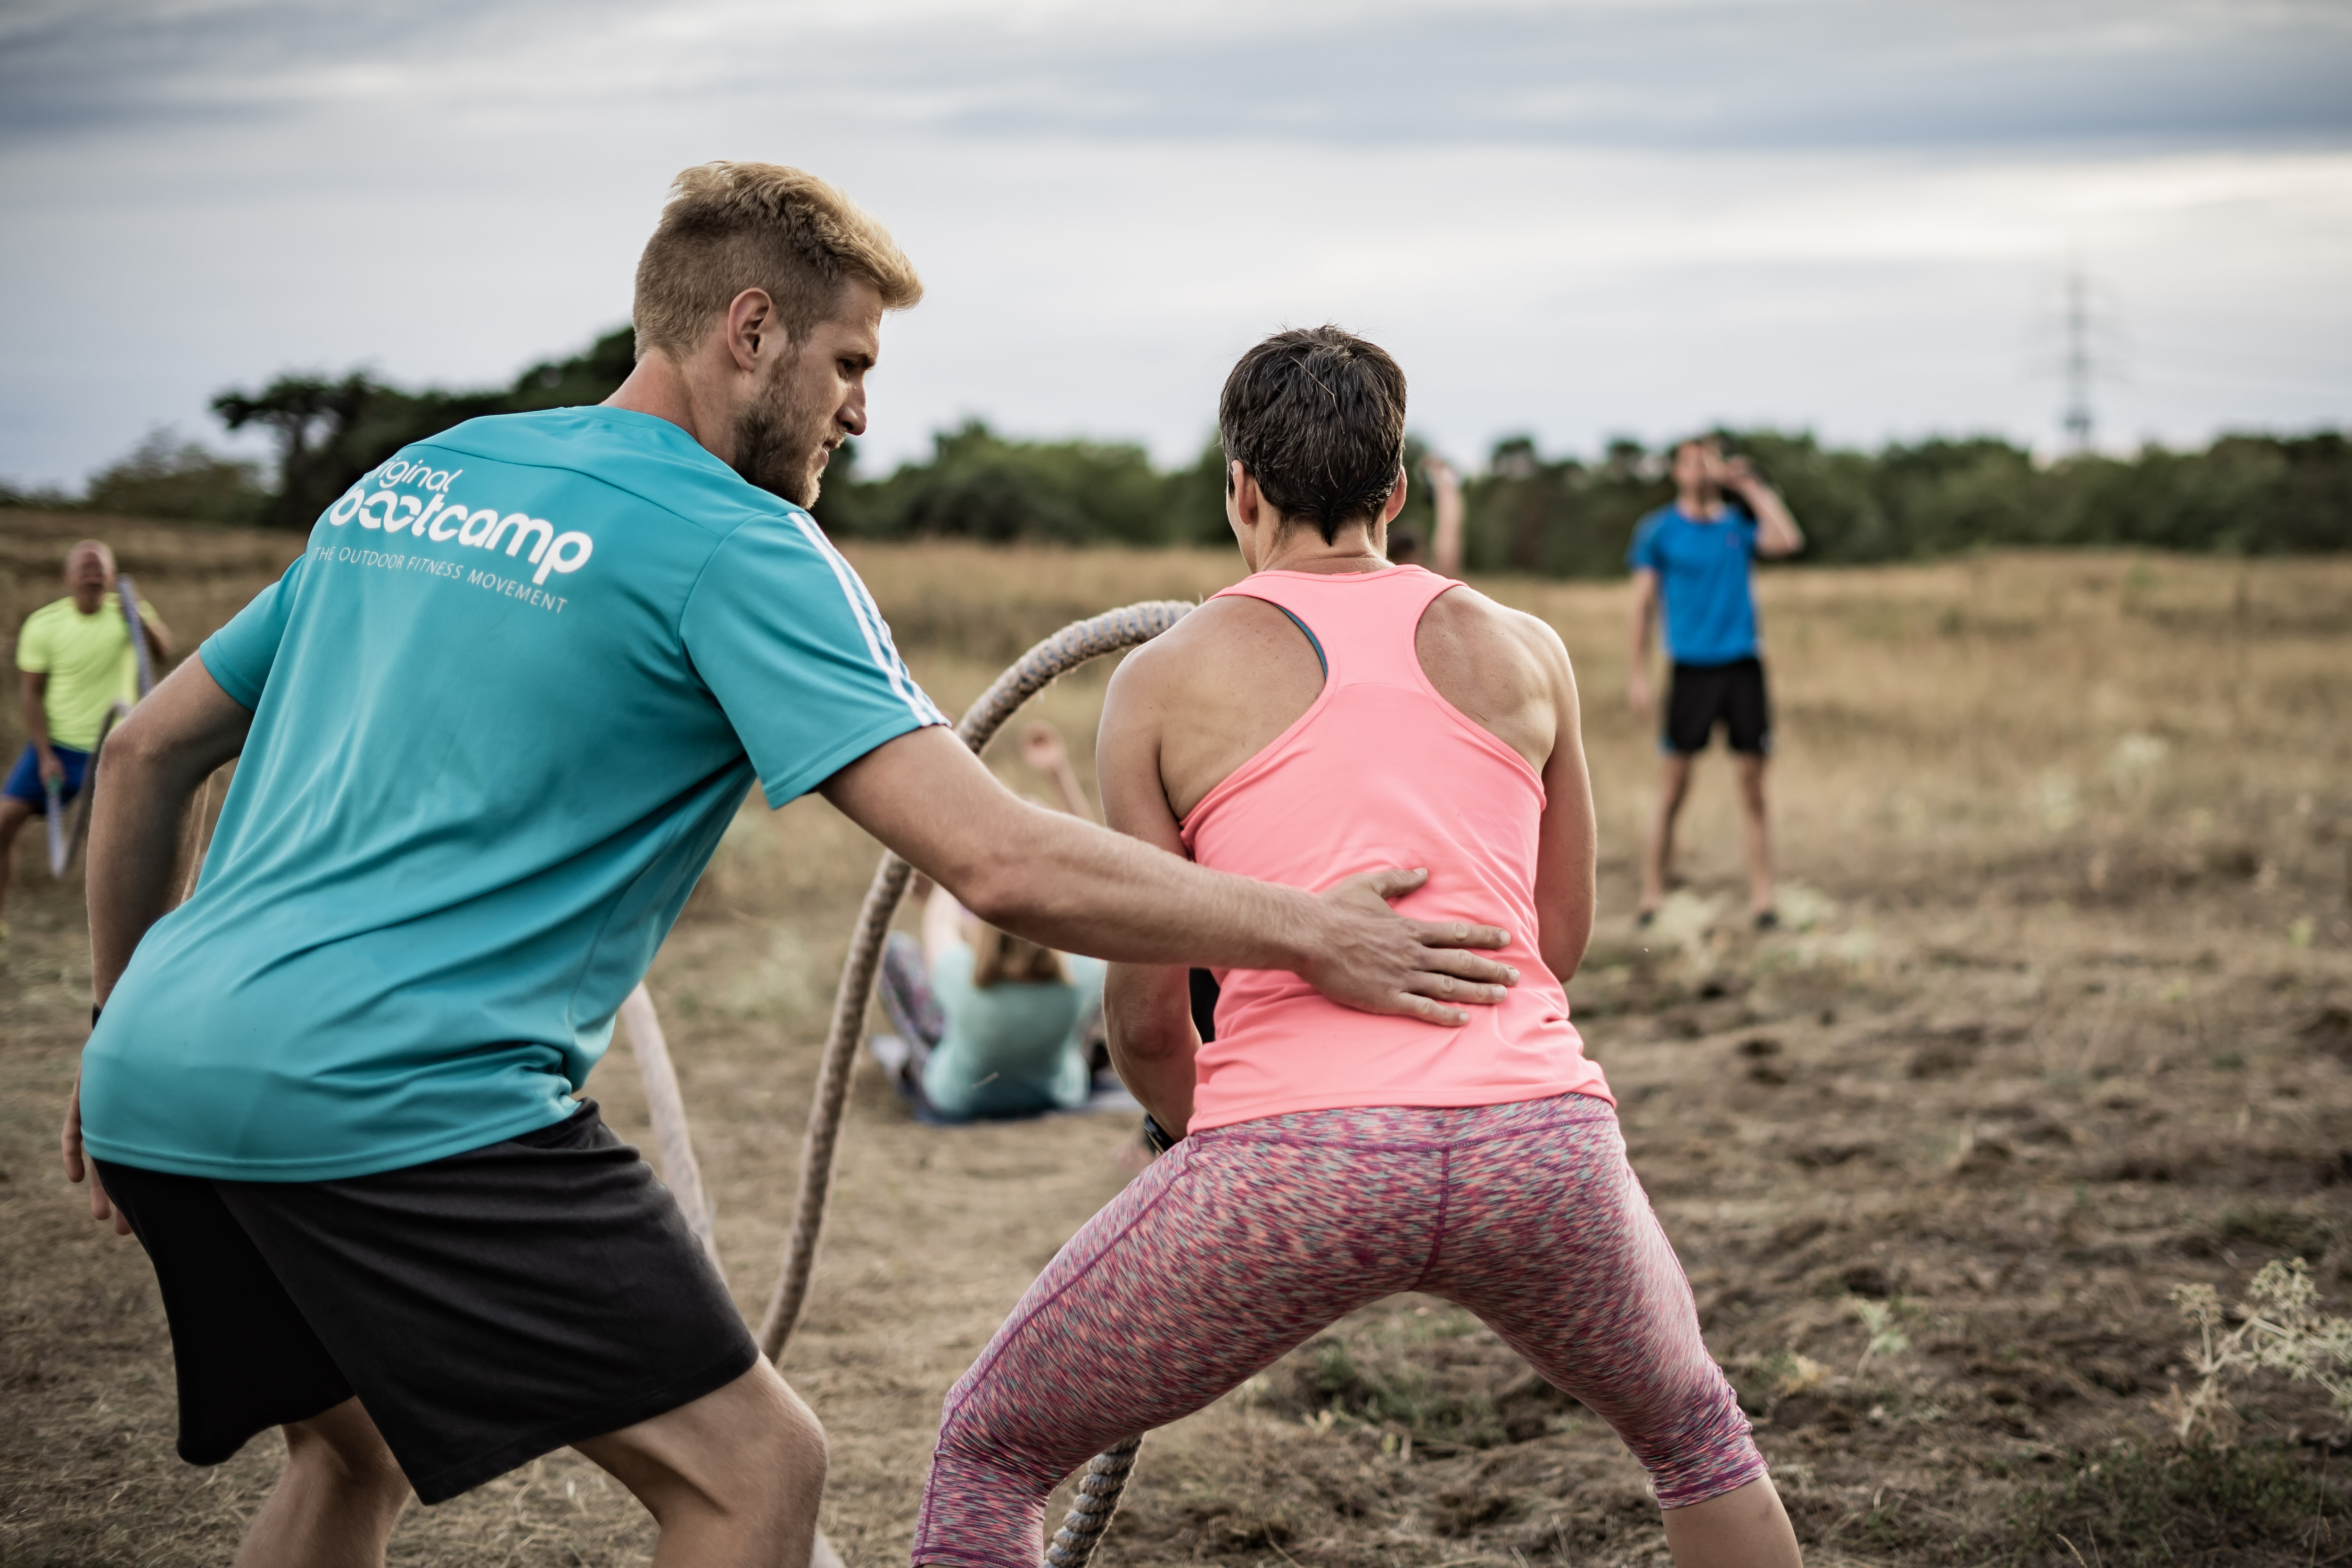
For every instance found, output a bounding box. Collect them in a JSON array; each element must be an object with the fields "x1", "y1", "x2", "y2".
[
  {"x1": 2159, "y1": 1259, "x2": 2352, "y2": 1446},
  {"x1": 1845, "y1": 1296, "x2": 1914, "y2": 1374}
]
